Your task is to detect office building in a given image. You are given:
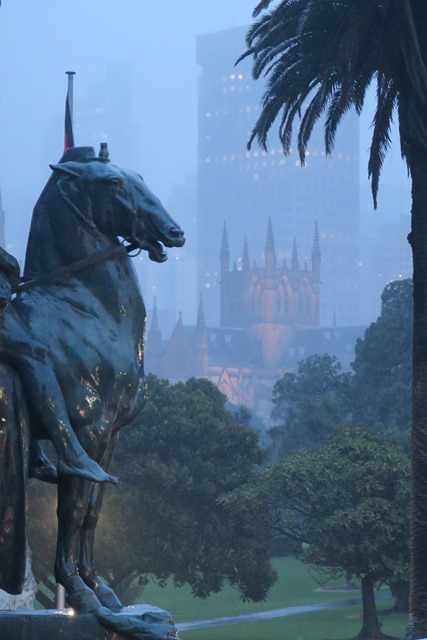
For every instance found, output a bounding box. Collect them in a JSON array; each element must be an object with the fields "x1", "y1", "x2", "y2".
[{"x1": 197, "y1": 26, "x2": 360, "y2": 326}]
